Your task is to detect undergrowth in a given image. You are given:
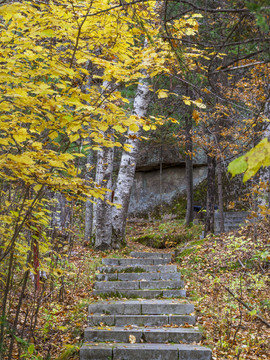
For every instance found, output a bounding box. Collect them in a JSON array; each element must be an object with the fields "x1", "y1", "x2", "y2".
[
  {"x1": 3, "y1": 218, "x2": 269, "y2": 360},
  {"x1": 177, "y1": 223, "x2": 270, "y2": 360},
  {"x1": 127, "y1": 219, "x2": 203, "y2": 248}
]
